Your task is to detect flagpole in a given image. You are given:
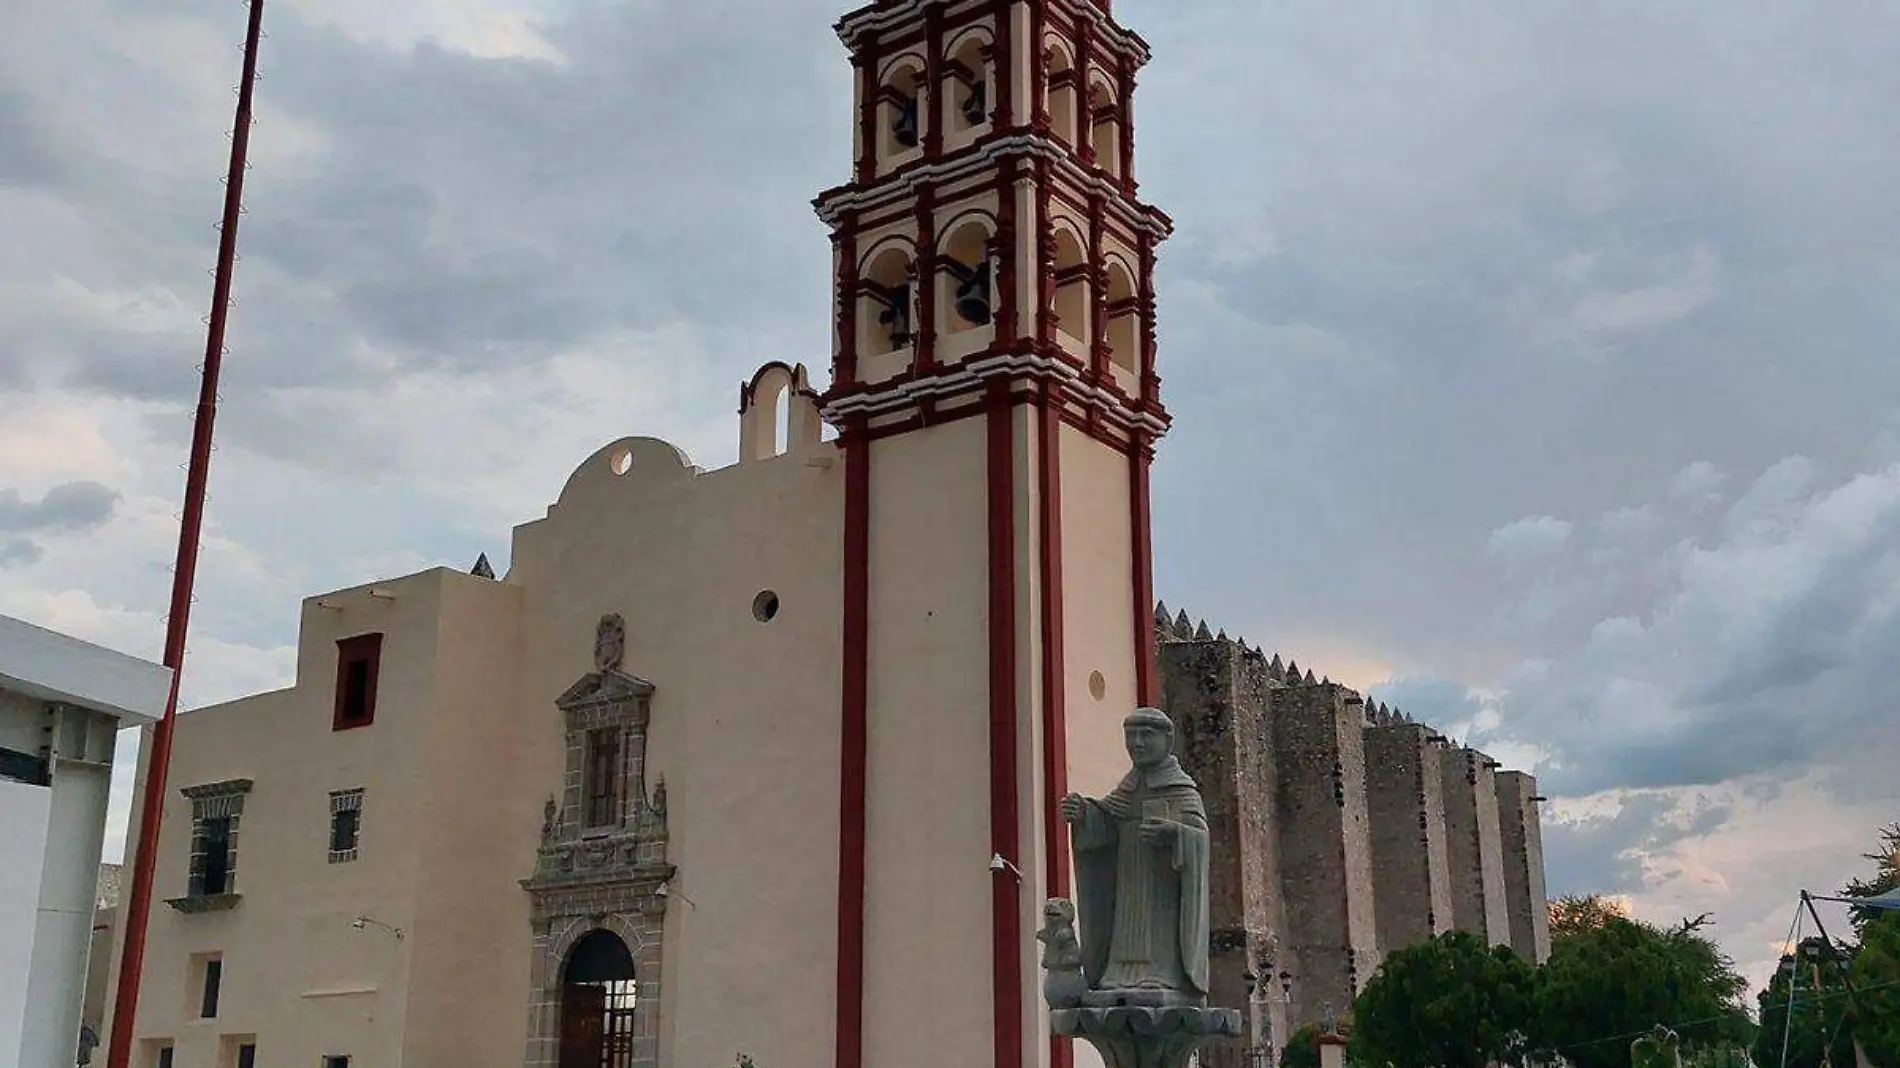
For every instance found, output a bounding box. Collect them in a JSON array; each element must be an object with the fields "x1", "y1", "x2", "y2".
[
  {"x1": 1779, "y1": 903, "x2": 1804, "y2": 1068},
  {"x1": 104, "y1": 1, "x2": 265, "y2": 1065}
]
